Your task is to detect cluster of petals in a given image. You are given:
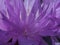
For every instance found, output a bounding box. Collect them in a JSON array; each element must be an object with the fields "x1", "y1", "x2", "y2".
[{"x1": 0, "y1": 0, "x2": 60, "y2": 45}]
